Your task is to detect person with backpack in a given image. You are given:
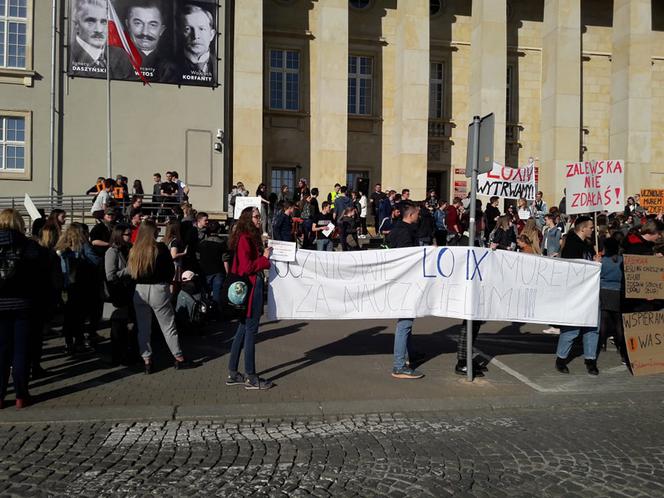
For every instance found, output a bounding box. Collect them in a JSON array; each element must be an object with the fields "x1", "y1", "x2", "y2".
[
  {"x1": 56, "y1": 222, "x2": 102, "y2": 355},
  {"x1": 0, "y1": 209, "x2": 46, "y2": 409},
  {"x1": 226, "y1": 207, "x2": 273, "y2": 390}
]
